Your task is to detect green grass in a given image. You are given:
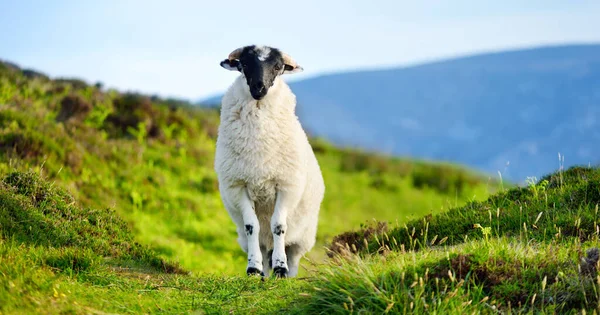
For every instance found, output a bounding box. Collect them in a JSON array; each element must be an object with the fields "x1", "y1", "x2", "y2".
[
  {"x1": 0, "y1": 169, "x2": 308, "y2": 314},
  {"x1": 0, "y1": 171, "x2": 184, "y2": 274},
  {"x1": 294, "y1": 237, "x2": 600, "y2": 314},
  {"x1": 0, "y1": 238, "x2": 308, "y2": 314},
  {"x1": 353, "y1": 165, "x2": 600, "y2": 255},
  {"x1": 3, "y1": 58, "x2": 599, "y2": 313},
  {"x1": 1, "y1": 166, "x2": 598, "y2": 313},
  {"x1": 318, "y1": 164, "x2": 600, "y2": 313}
]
